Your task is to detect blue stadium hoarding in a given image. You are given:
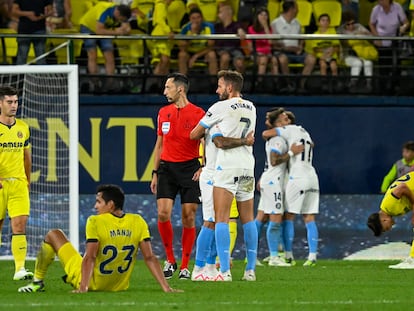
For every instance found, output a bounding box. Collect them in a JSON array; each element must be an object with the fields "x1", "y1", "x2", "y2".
[{"x1": 78, "y1": 94, "x2": 414, "y2": 194}]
